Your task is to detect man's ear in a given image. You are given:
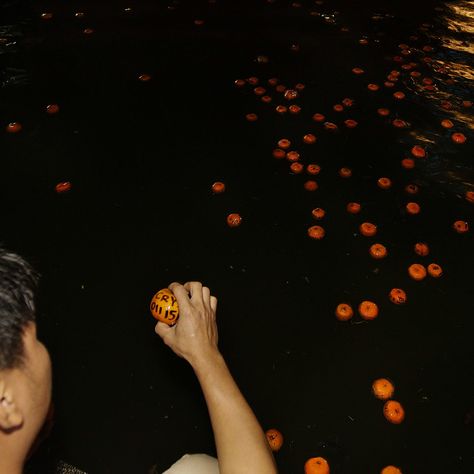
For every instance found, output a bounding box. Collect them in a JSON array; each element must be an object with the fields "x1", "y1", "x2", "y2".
[{"x1": 0, "y1": 379, "x2": 24, "y2": 431}]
